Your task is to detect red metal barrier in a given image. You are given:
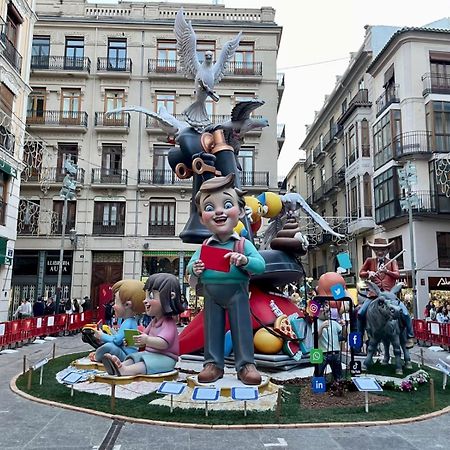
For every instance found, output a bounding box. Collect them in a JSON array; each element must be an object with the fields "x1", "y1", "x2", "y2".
[
  {"x1": 0, "y1": 321, "x2": 7, "y2": 348},
  {"x1": 67, "y1": 313, "x2": 81, "y2": 332},
  {"x1": 20, "y1": 318, "x2": 34, "y2": 342},
  {"x1": 33, "y1": 315, "x2": 47, "y2": 339},
  {"x1": 413, "y1": 319, "x2": 429, "y2": 342},
  {"x1": 7, "y1": 320, "x2": 21, "y2": 347}
]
